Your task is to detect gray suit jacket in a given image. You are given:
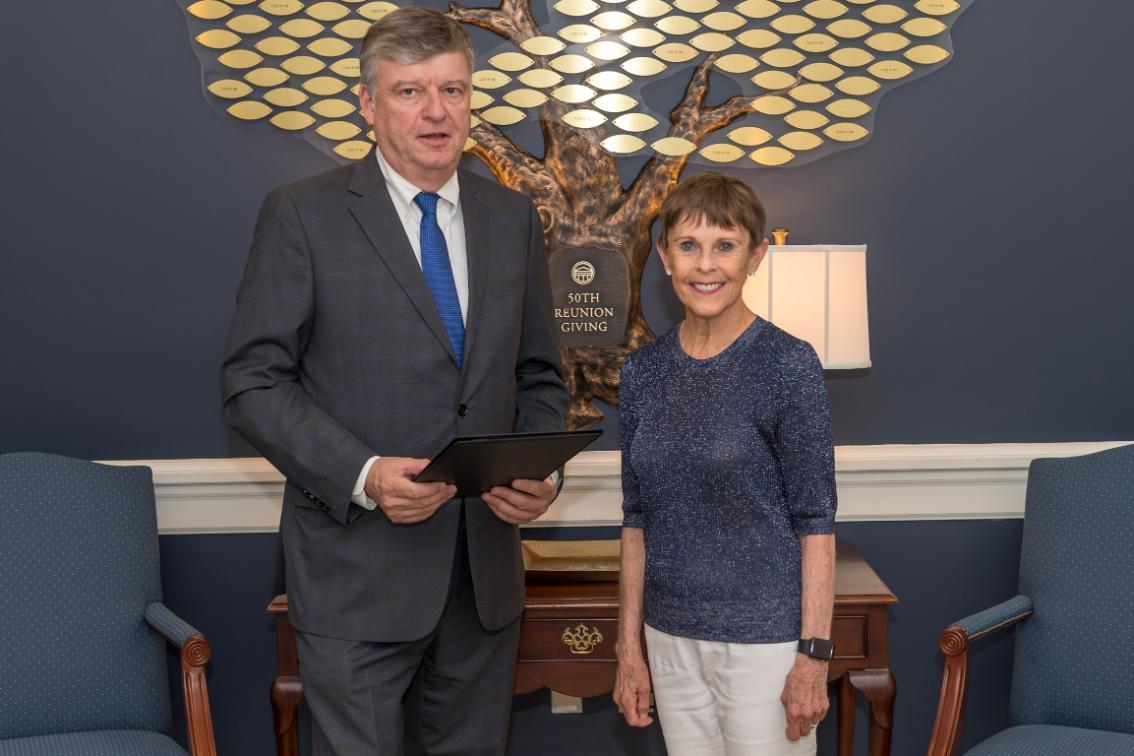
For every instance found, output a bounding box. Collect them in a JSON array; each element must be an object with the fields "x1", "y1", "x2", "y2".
[{"x1": 220, "y1": 155, "x2": 568, "y2": 642}]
